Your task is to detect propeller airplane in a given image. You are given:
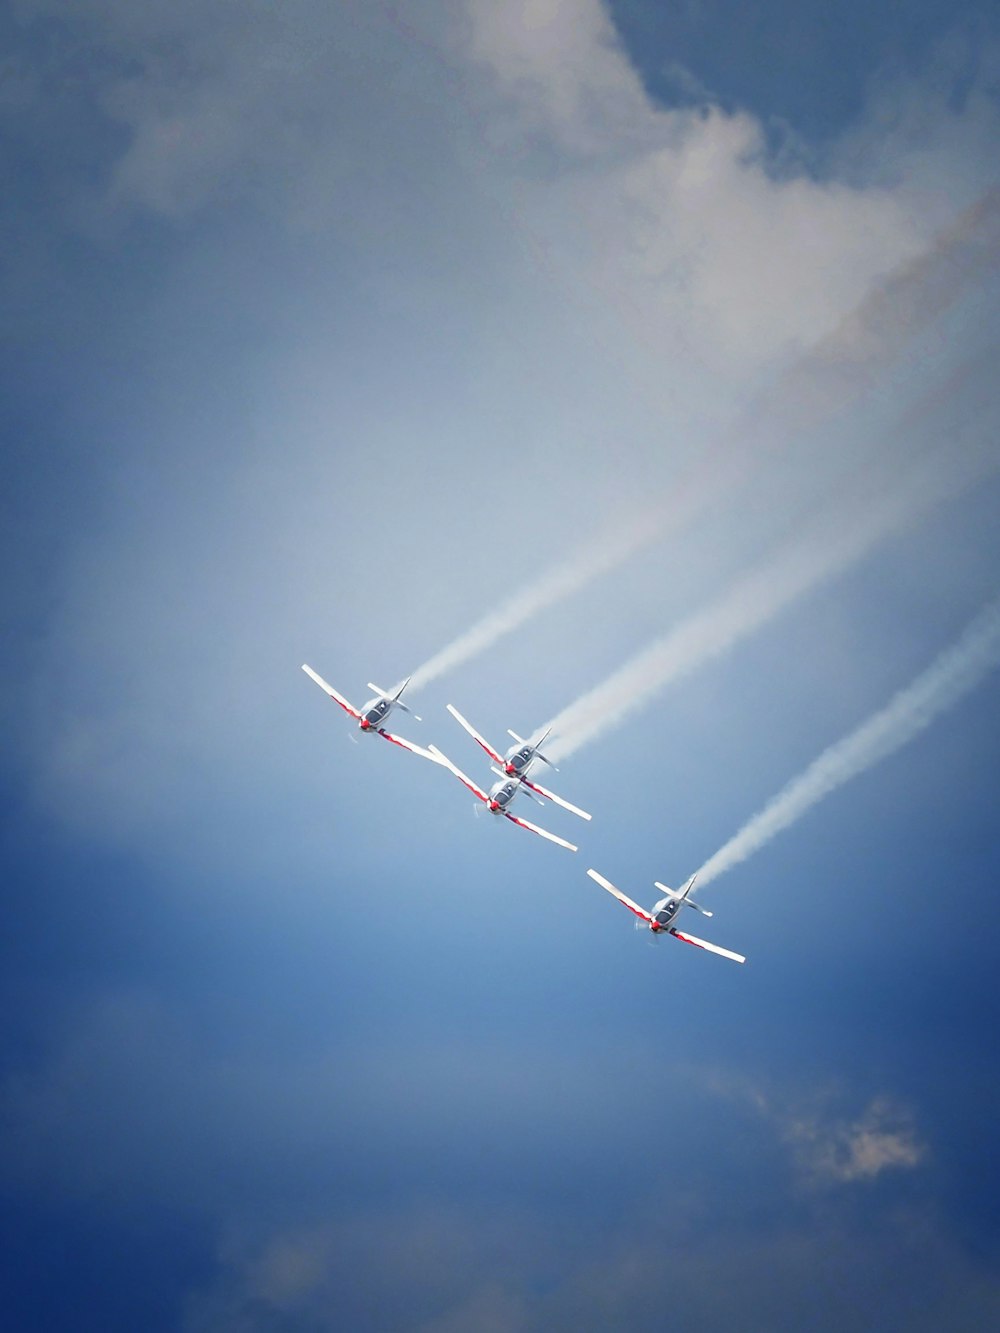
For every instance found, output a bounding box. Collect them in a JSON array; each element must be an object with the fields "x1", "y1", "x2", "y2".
[
  {"x1": 586, "y1": 868, "x2": 746, "y2": 963},
  {"x1": 427, "y1": 743, "x2": 579, "y2": 852},
  {"x1": 445, "y1": 704, "x2": 591, "y2": 822},
  {"x1": 302, "y1": 663, "x2": 438, "y2": 762}
]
